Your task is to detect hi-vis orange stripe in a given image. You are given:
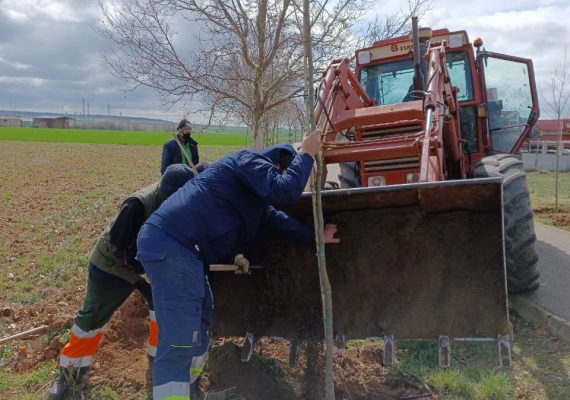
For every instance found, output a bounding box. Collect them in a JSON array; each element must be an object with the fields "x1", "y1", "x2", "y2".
[
  {"x1": 148, "y1": 319, "x2": 159, "y2": 347},
  {"x1": 61, "y1": 331, "x2": 105, "y2": 358}
]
